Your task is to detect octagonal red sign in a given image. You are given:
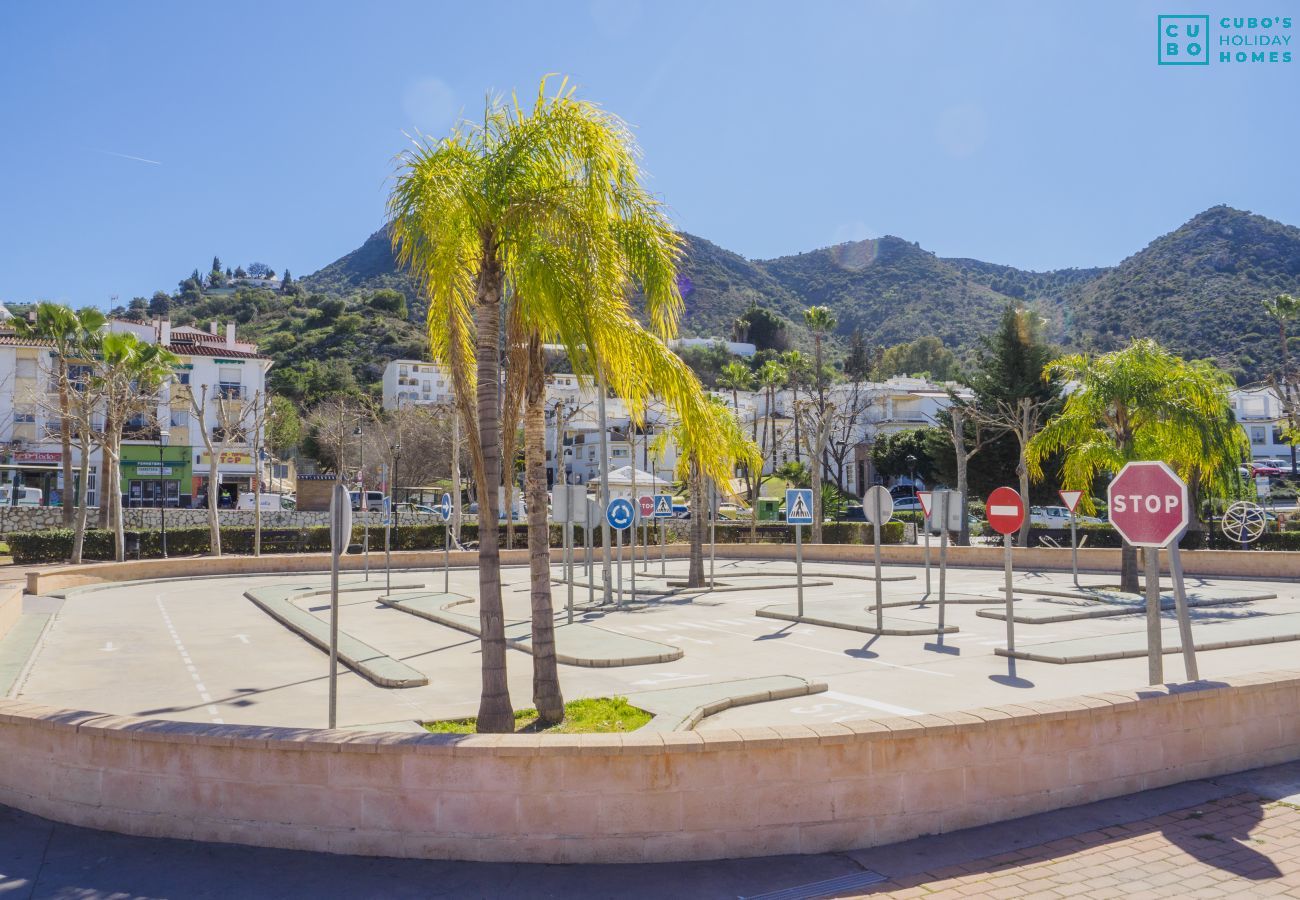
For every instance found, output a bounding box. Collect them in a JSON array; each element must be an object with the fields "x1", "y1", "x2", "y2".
[{"x1": 1107, "y1": 461, "x2": 1188, "y2": 548}]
